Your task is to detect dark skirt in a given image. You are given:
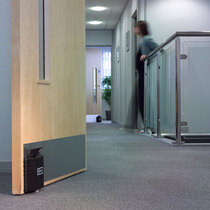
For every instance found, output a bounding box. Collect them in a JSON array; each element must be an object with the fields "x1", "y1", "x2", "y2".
[{"x1": 136, "y1": 48, "x2": 145, "y2": 120}]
